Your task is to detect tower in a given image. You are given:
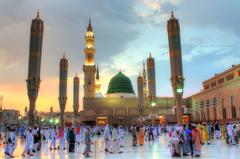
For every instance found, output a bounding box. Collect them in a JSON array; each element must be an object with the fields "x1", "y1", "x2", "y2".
[
  {"x1": 95, "y1": 65, "x2": 101, "y2": 95},
  {"x1": 58, "y1": 54, "x2": 68, "y2": 128},
  {"x1": 142, "y1": 61, "x2": 148, "y2": 98},
  {"x1": 167, "y1": 11, "x2": 184, "y2": 124},
  {"x1": 73, "y1": 74, "x2": 80, "y2": 125},
  {"x1": 147, "y1": 53, "x2": 156, "y2": 101},
  {"x1": 83, "y1": 19, "x2": 96, "y2": 98},
  {"x1": 137, "y1": 73, "x2": 144, "y2": 115},
  {"x1": 26, "y1": 11, "x2": 44, "y2": 126}
]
